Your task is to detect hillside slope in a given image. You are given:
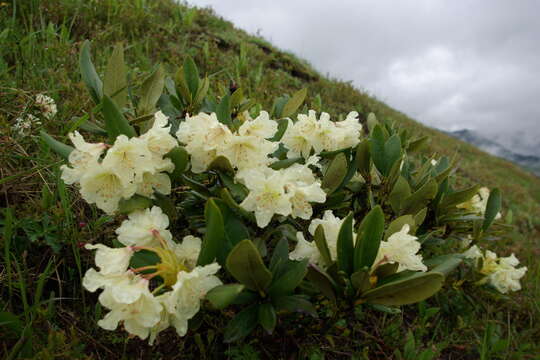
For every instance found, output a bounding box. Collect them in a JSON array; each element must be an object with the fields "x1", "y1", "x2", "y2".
[{"x1": 1, "y1": 0, "x2": 539, "y2": 358}]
